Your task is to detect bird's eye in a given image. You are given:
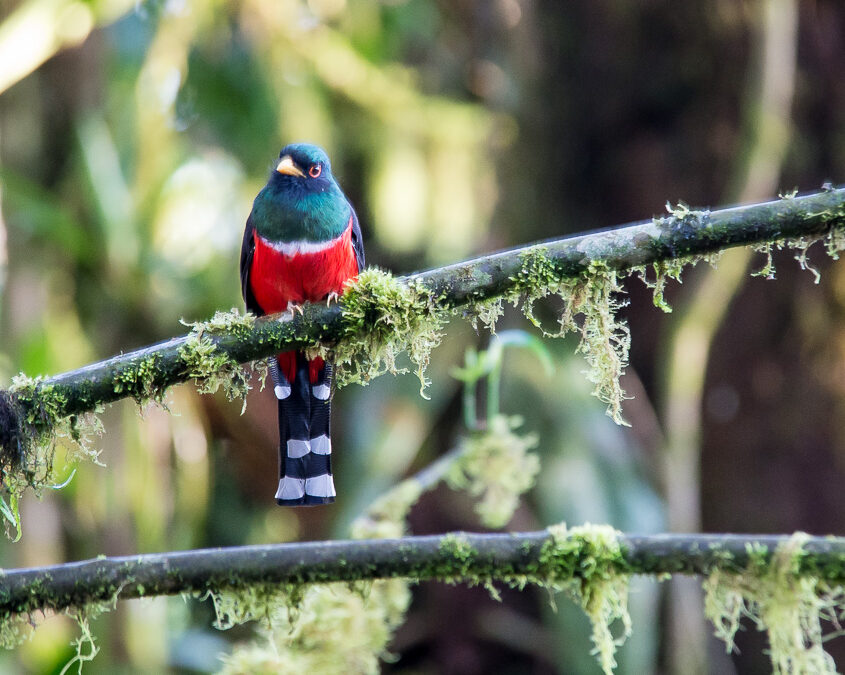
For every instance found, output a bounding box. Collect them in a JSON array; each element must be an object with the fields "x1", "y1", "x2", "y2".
[{"x1": 308, "y1": 164, "x2": 322, "y2": 178}]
